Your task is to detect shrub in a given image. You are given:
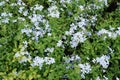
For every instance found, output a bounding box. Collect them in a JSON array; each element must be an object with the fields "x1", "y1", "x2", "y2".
[{"x1": 0, "y1": 0, "x2": 120, "y2": 80}]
